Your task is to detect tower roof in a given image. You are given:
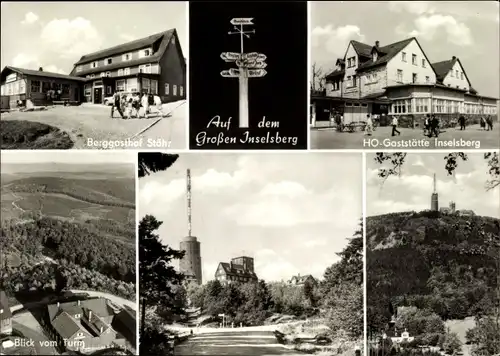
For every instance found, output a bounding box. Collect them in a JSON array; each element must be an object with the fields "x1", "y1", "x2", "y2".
[{"x1": 182, "y1": 236, "x2": 198, "y2": 242}]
